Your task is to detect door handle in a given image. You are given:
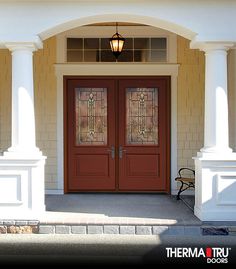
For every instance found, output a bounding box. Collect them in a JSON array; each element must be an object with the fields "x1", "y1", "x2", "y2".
[
  {"x1": 119, "y1": 146, "x2": 127, "y2": 159},
  {"x1": 107, "y1": 145, "x2": 115, "y2": 159}
]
